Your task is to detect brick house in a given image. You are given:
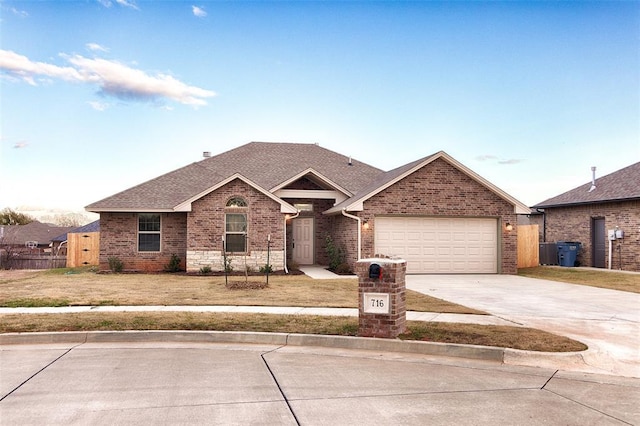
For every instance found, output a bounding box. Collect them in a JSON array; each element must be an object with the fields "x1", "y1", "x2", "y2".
[
  {"x1": 532, "y1": 162, "x2": 640, "y2": 272},
  {"x1": 86, "y1": 142, "x2": 529, "y2": 274}
]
